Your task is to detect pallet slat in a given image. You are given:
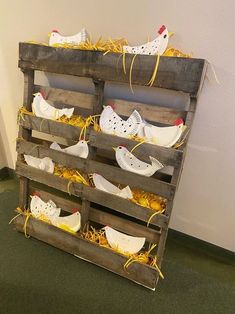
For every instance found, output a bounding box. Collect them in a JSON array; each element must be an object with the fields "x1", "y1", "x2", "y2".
[
  {"x1": 16, "y1": 140, "x2": 175, "y2": 199},
  {"x1": 19, "y1": 115, "x2": 183, "y2": 166},
  {"x1": 105, "y1": 98, "x2": 187, "y2": 125},
  {"x1": 28, "y1": 187, "x2": 160, "y2": 243},
  {"x1": 16, "y1": 162, "x2": 169, "y2": 227},
  {"x1": 19, "y1": 43, "x2": 207, "y2": 96},
  {"x1": 13, "y1": 215, "x2": 159, "y2": 290}
]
